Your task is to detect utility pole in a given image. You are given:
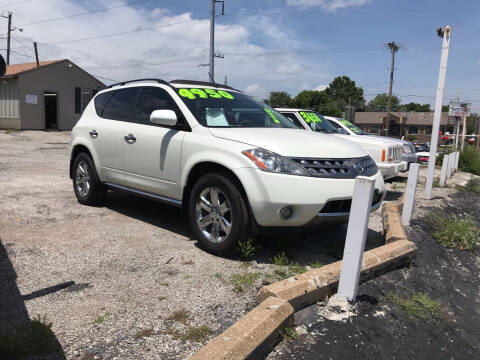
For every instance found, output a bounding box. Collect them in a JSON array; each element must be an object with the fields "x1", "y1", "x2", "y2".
[
  {"x1": 209, "y1": 0, "x2": 224, "y2": 83},
  {"x1": 5, "y1": 12, "x2": 12, "y2": 65},
  {"x1": 33, "y1": 41, "x2": 39, "y2": 67},
  {"x1": 224, "y1": 76, "x2": 227, "y2": 86},
  {"x1": 385, "y1": 41, "x2": 400, "y2": 136},
  {"x1": 425, "y1": 26, "x2": 452, "y2": 200},
  {"x1": 461, "y1": 107, "x2": 467, "y2": 151}
]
